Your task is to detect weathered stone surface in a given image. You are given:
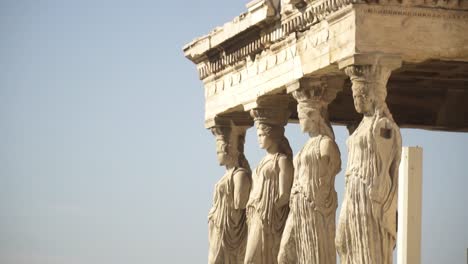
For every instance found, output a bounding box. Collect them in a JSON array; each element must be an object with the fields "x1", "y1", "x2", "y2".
[
  {"x1": 278, "y1": 78, "x2": 342, "y2": 264},
  {"x1": 184, "y1": 1, "x2": 468, "y2": 131},
  {"x1": 245, "y1": 96, "x2": 294, "y2": 264},
  {"x1": 336, "y1": 55, "x2": 402, "y2": 264},
  {"x1": 184, "y1": 1, "x2": 467, "y2": 264},
  {"x1": 208, "y1": 117, "x2": 252, "y2": 264}
]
